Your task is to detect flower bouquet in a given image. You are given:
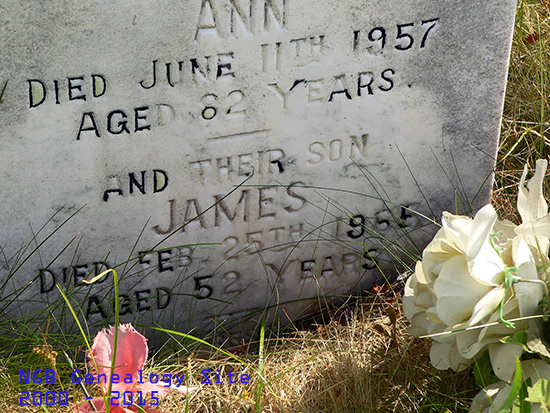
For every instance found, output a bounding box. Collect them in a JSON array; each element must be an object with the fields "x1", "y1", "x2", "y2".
[{"x1": 403, "y1": 160, "x2": 550, "y2": 412}]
